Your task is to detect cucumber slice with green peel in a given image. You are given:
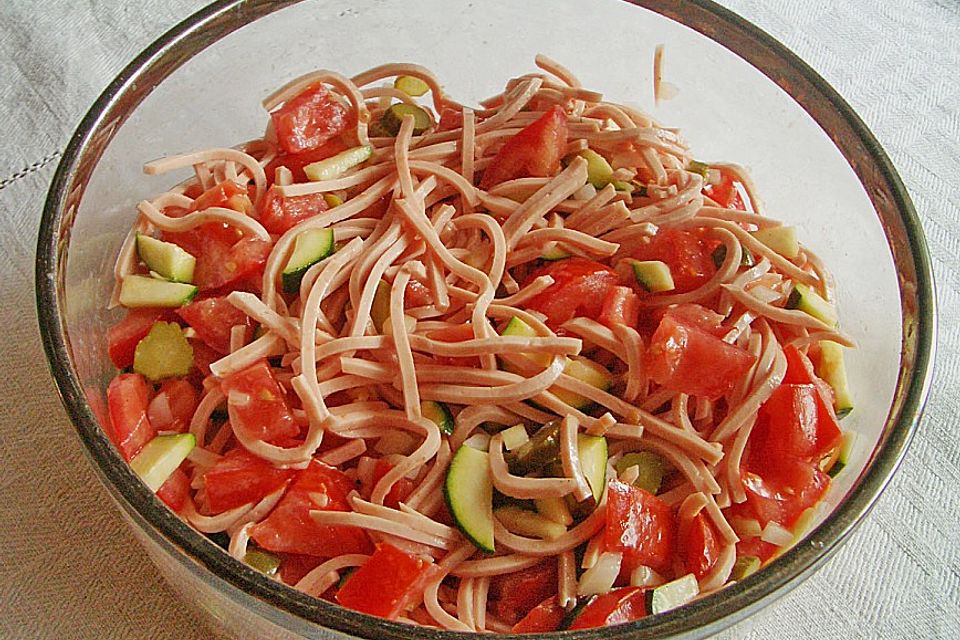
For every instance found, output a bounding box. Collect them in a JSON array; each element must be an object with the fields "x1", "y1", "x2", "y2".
[
  {"x1": 614, "y1": 451, "x2": 664, "y2": 495},
  {"x1": 711, "y1": 243, "x2": 755, "y2": 269},
  {"x1": 421, "y1": 400, "x2": 454, "y2": 435},
  {"x1": 816, "y1": 340, "x2": 854, "y2": 418},
  {"x1": 494, "y1": 505, "x2": 567, "y2": 540},
  {"x1": 130, "y1": 433, "x2": 196, "y2": 491},
  {"x1": 136, "y1": 234, "x2": 196, "y2": 283},
  {"x1": 616, "y1": 258, "x2": 675, "y2": 293},
  {"x1": 786, "y1": 283, "x2": 838, "y2": 327},
  {"x1": 380, "y1": 103, "x2": 432, "y2": 136},
  {"x1": 499, "y1": 316, "x2": 550, "y2": 368},
  {"x1": 119, "y1": 275, "x2": 198, "y2": 308},
  {"x1": 303, "y1": 145, "x2": 373, "y2": 182},
  {"x1": 244, "y1": 548, "x2": 281, "y2": 576},
  {"x1": 751, "y1": 226, "x2": 800, "y2": 259},
  {"x1": 731, "y1": 555, "x2": 761, "y2": 581},
  {"x1": 133, "y1": 321, "x2": 194, "y2": 381},
  {"x1": 827, "y1": 431, "x2": 857, "y2": 478},
  {"x1": 370, "y1": 279, "x2": 392, "y2": 332},
  {"x1": 554, "y1": 357, "x2": 612, "y2": 410},
  {"x1": 577, "y1": 434, "x2": 608, "y2": 503},
  {"x1": 444, "y1": 445, "x2": 495, "y2": 553},
  {"x1": 579, "y1": 149, "x2": 615, "y2": 188},
  {"x1": 393, "y1": 75, "x2": 430, "y2": 97},
  {"x1": 281, "y1": 228, "x2": 335, "y2": 293},
  {"x1": 647, "y1": 573, "x2": 699, "y2": 614}
]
